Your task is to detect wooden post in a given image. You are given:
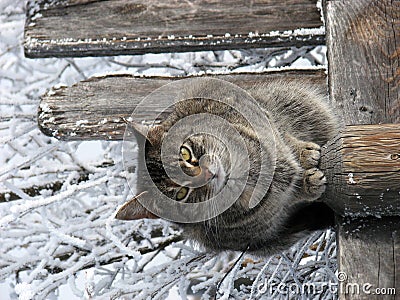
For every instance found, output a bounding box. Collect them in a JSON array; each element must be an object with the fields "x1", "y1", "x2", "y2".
[
  {"x1": 320, "y1": 124, "x2": 400, "y2": 217},
  {"x1": 324, "y1": 0, "x2": 399, "y2": 299}
]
